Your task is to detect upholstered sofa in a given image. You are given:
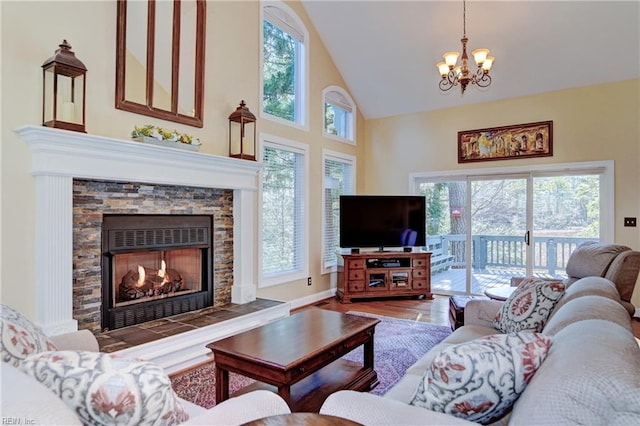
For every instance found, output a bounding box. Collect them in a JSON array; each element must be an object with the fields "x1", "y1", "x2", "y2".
[
  {"x1": 320, "y1": 276, "x2": 640, "y2": 425},
  {"x1": 0, "y1": 305, "x2": 291, "y2": 425}
]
